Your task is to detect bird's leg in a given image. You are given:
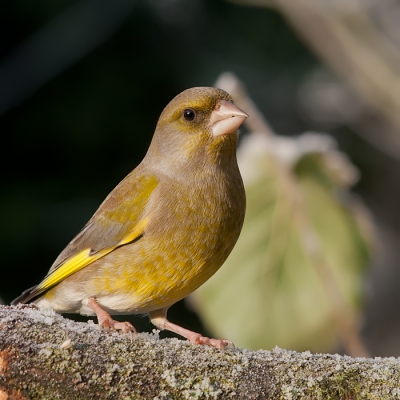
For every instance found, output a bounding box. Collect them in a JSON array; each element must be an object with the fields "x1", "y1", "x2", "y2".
[
  {"x1": 149, "y1": 308, "x2": 232, "y2": 350},
  {"x1": 87, "y1": 297, "x2": 137, "y2": 334}
]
